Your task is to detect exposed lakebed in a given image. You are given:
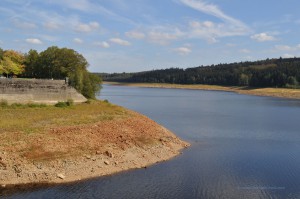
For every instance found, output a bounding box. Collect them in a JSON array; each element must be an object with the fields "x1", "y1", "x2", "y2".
[{"x1": 2, "y1": 85, "x2": 300, "y2": 199}]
